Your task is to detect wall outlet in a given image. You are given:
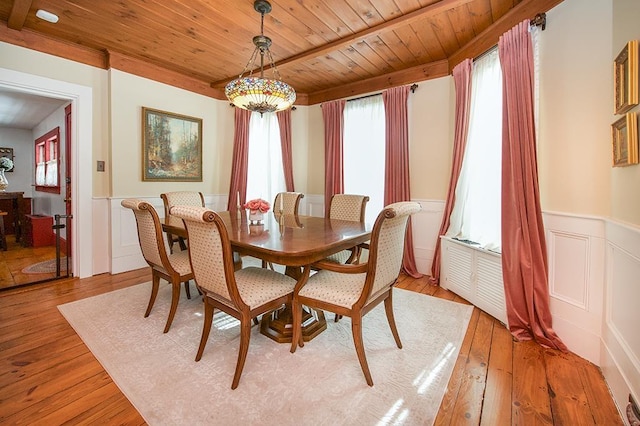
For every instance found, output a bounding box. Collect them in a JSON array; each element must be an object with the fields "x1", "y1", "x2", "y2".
[{"x1": 97, "y1": 160, "x2": 105, "y2": 172}]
